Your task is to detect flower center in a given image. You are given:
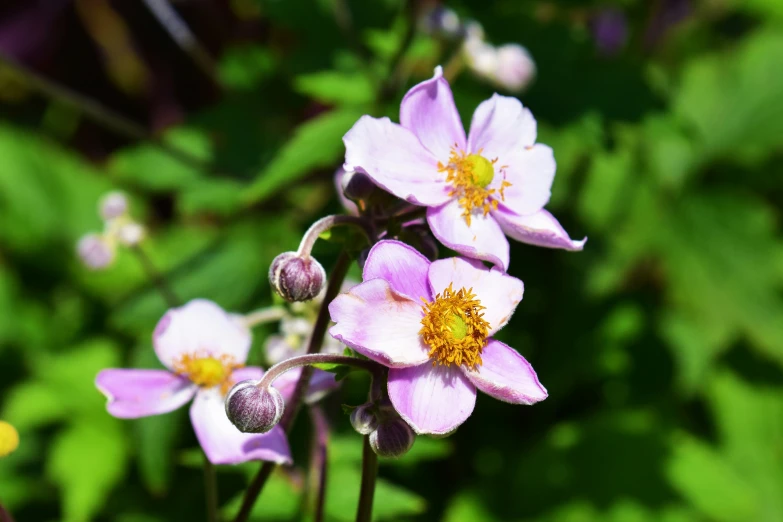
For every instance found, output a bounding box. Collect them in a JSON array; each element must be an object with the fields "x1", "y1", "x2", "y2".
[
  {"x1": 173, "y1": 354, "x2": 242, "y2": 392},
  {"x1": 419, "y1": 283, "x2": 491, "y2": 368},
  {"x1": 438, "y1": 148, "x2": 511, "y2": 226}
]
